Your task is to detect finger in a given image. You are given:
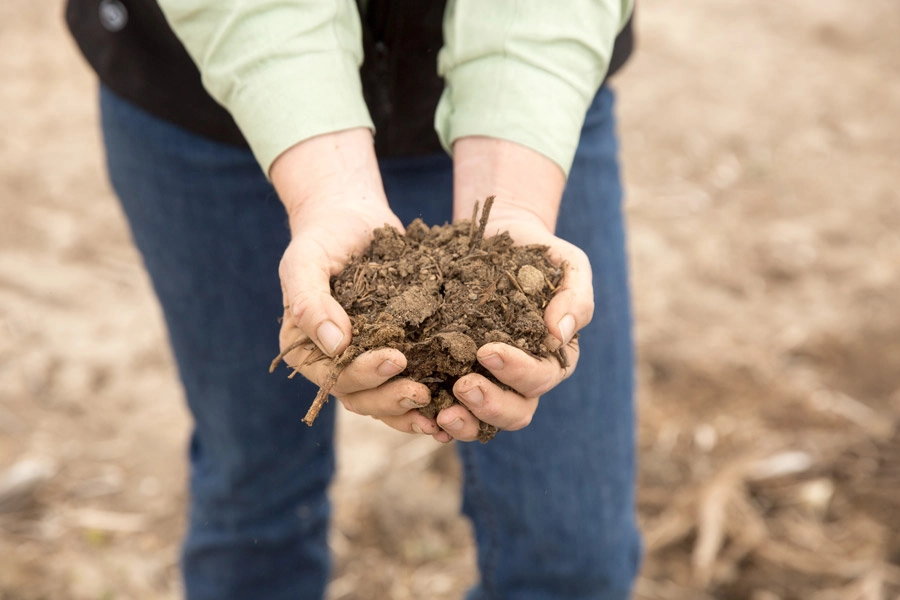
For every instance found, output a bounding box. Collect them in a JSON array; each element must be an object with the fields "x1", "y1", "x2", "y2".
[
  {"x1": 542, "y1": 242, "x2": 594, "y2": 347},
  {"x1": 475, "y1": 341, "x2": 580, "y2": 398},
  {"x1": 378, "y1": 412, "x2": 444, "y2": 437},
  {"x1": 275, "y1": 321, "x2": 403, "y2": 391},
  {"x1": 339, "y1": 378, "x2": 431, "y2": 419},
  {"x1": 279, "y1": 239, "x2": 351, "y2": 357},
  {"x1": 435, "y1": 403, "x2": 483, "y2": 442},
  {"x1": 432, "y1": 430, "x2": 453, "y2": 444},
  {"x1": 451, "y1": 373, "x2": 539, "y2": 432},
  {"x1": 328, "y1": 347, "x2": 408, "y2": 395}
]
